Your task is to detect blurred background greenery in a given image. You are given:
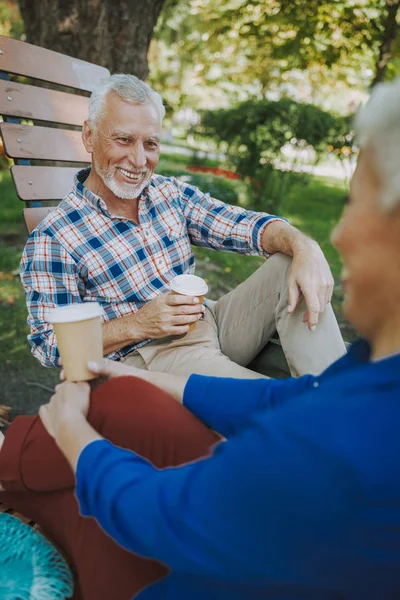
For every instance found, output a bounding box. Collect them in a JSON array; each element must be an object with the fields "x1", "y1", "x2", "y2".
[{"x1": 0, "y1": 0, "x2": 399, "y2": 411}]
